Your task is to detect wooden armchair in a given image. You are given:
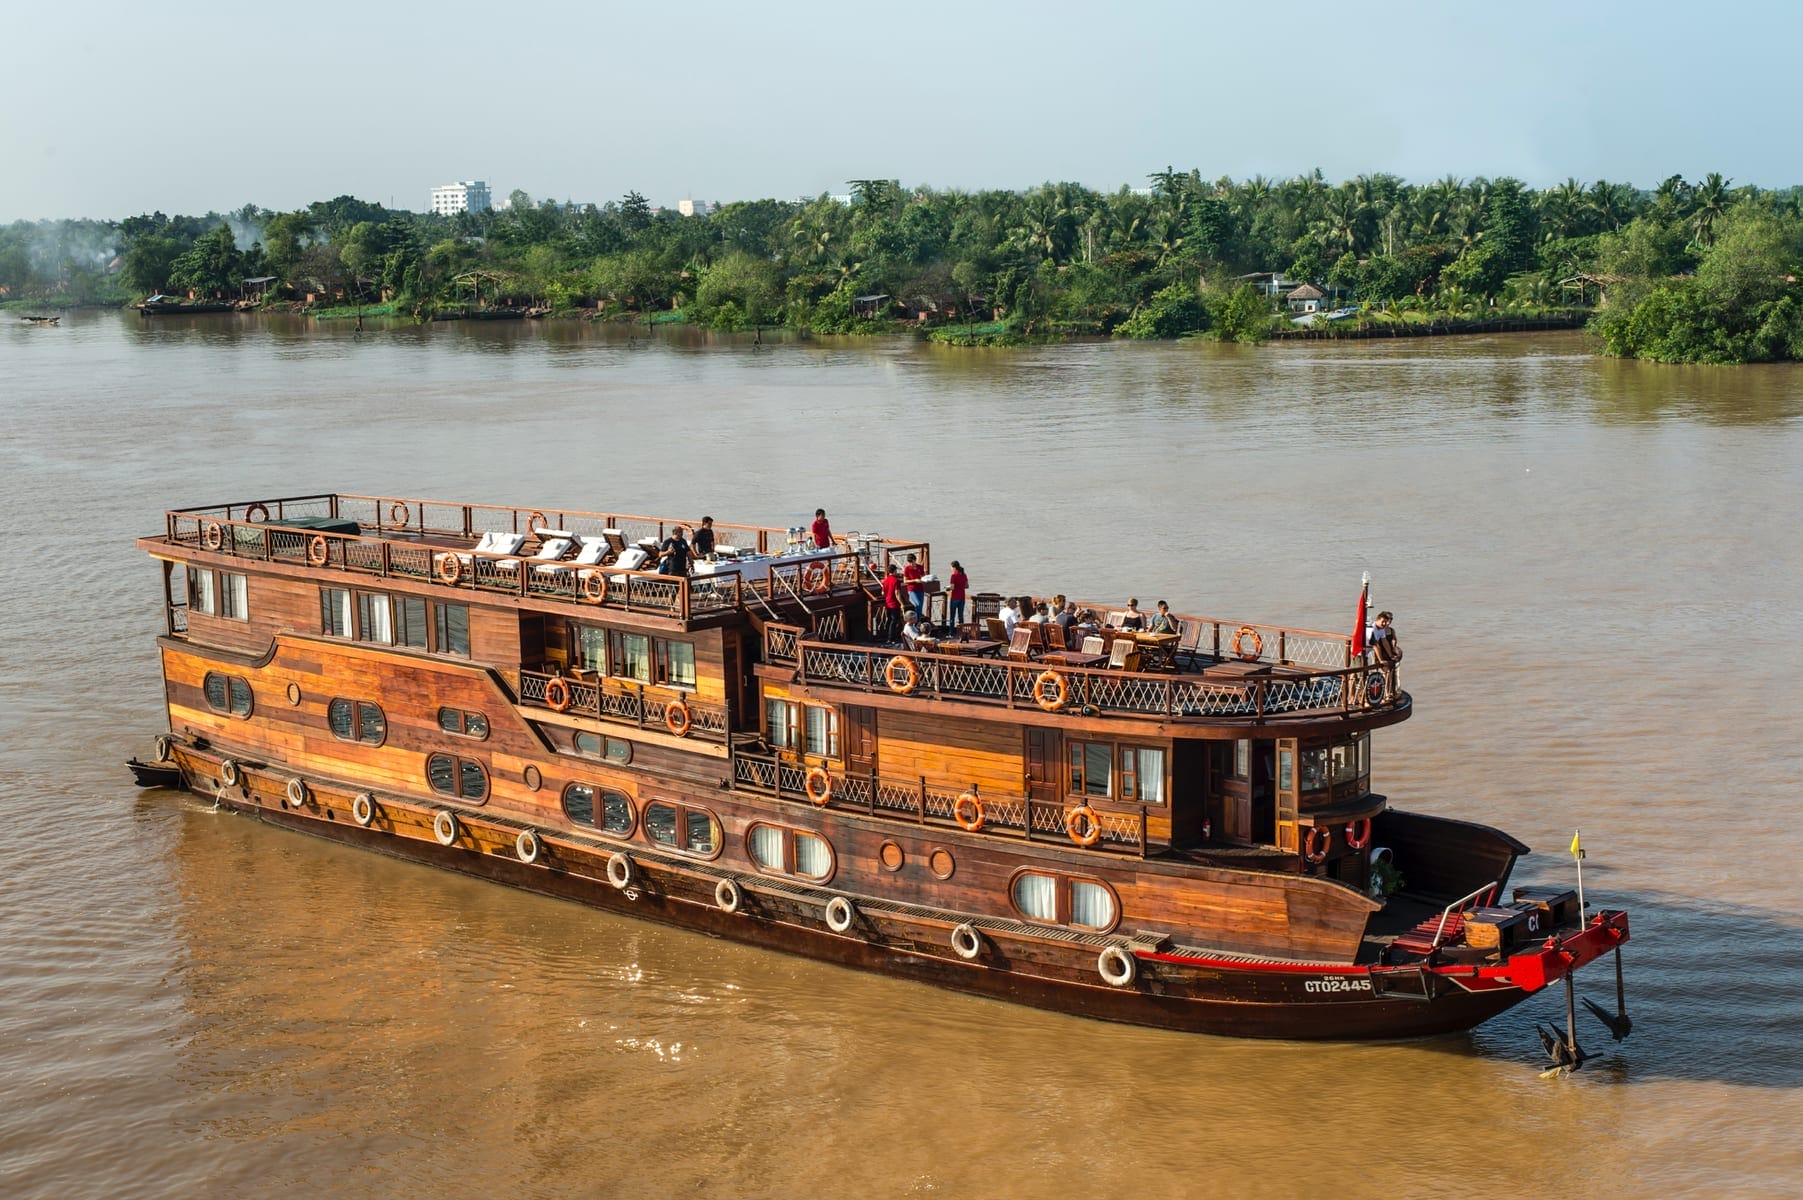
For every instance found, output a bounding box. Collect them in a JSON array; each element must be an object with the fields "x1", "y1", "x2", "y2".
[
  {"x1": 984, "y1": 617, "x2": 1008, "y2": 643},
  {"x1": 1044, "y1": 623, "x2": 1068, "y2": 651},
  {"x1": 1107, "y1": 637, "x2": 1140, "y2": 671},
  {"x1": 1007, "y1": 627, "x2": 1037, "y2": 662}
]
